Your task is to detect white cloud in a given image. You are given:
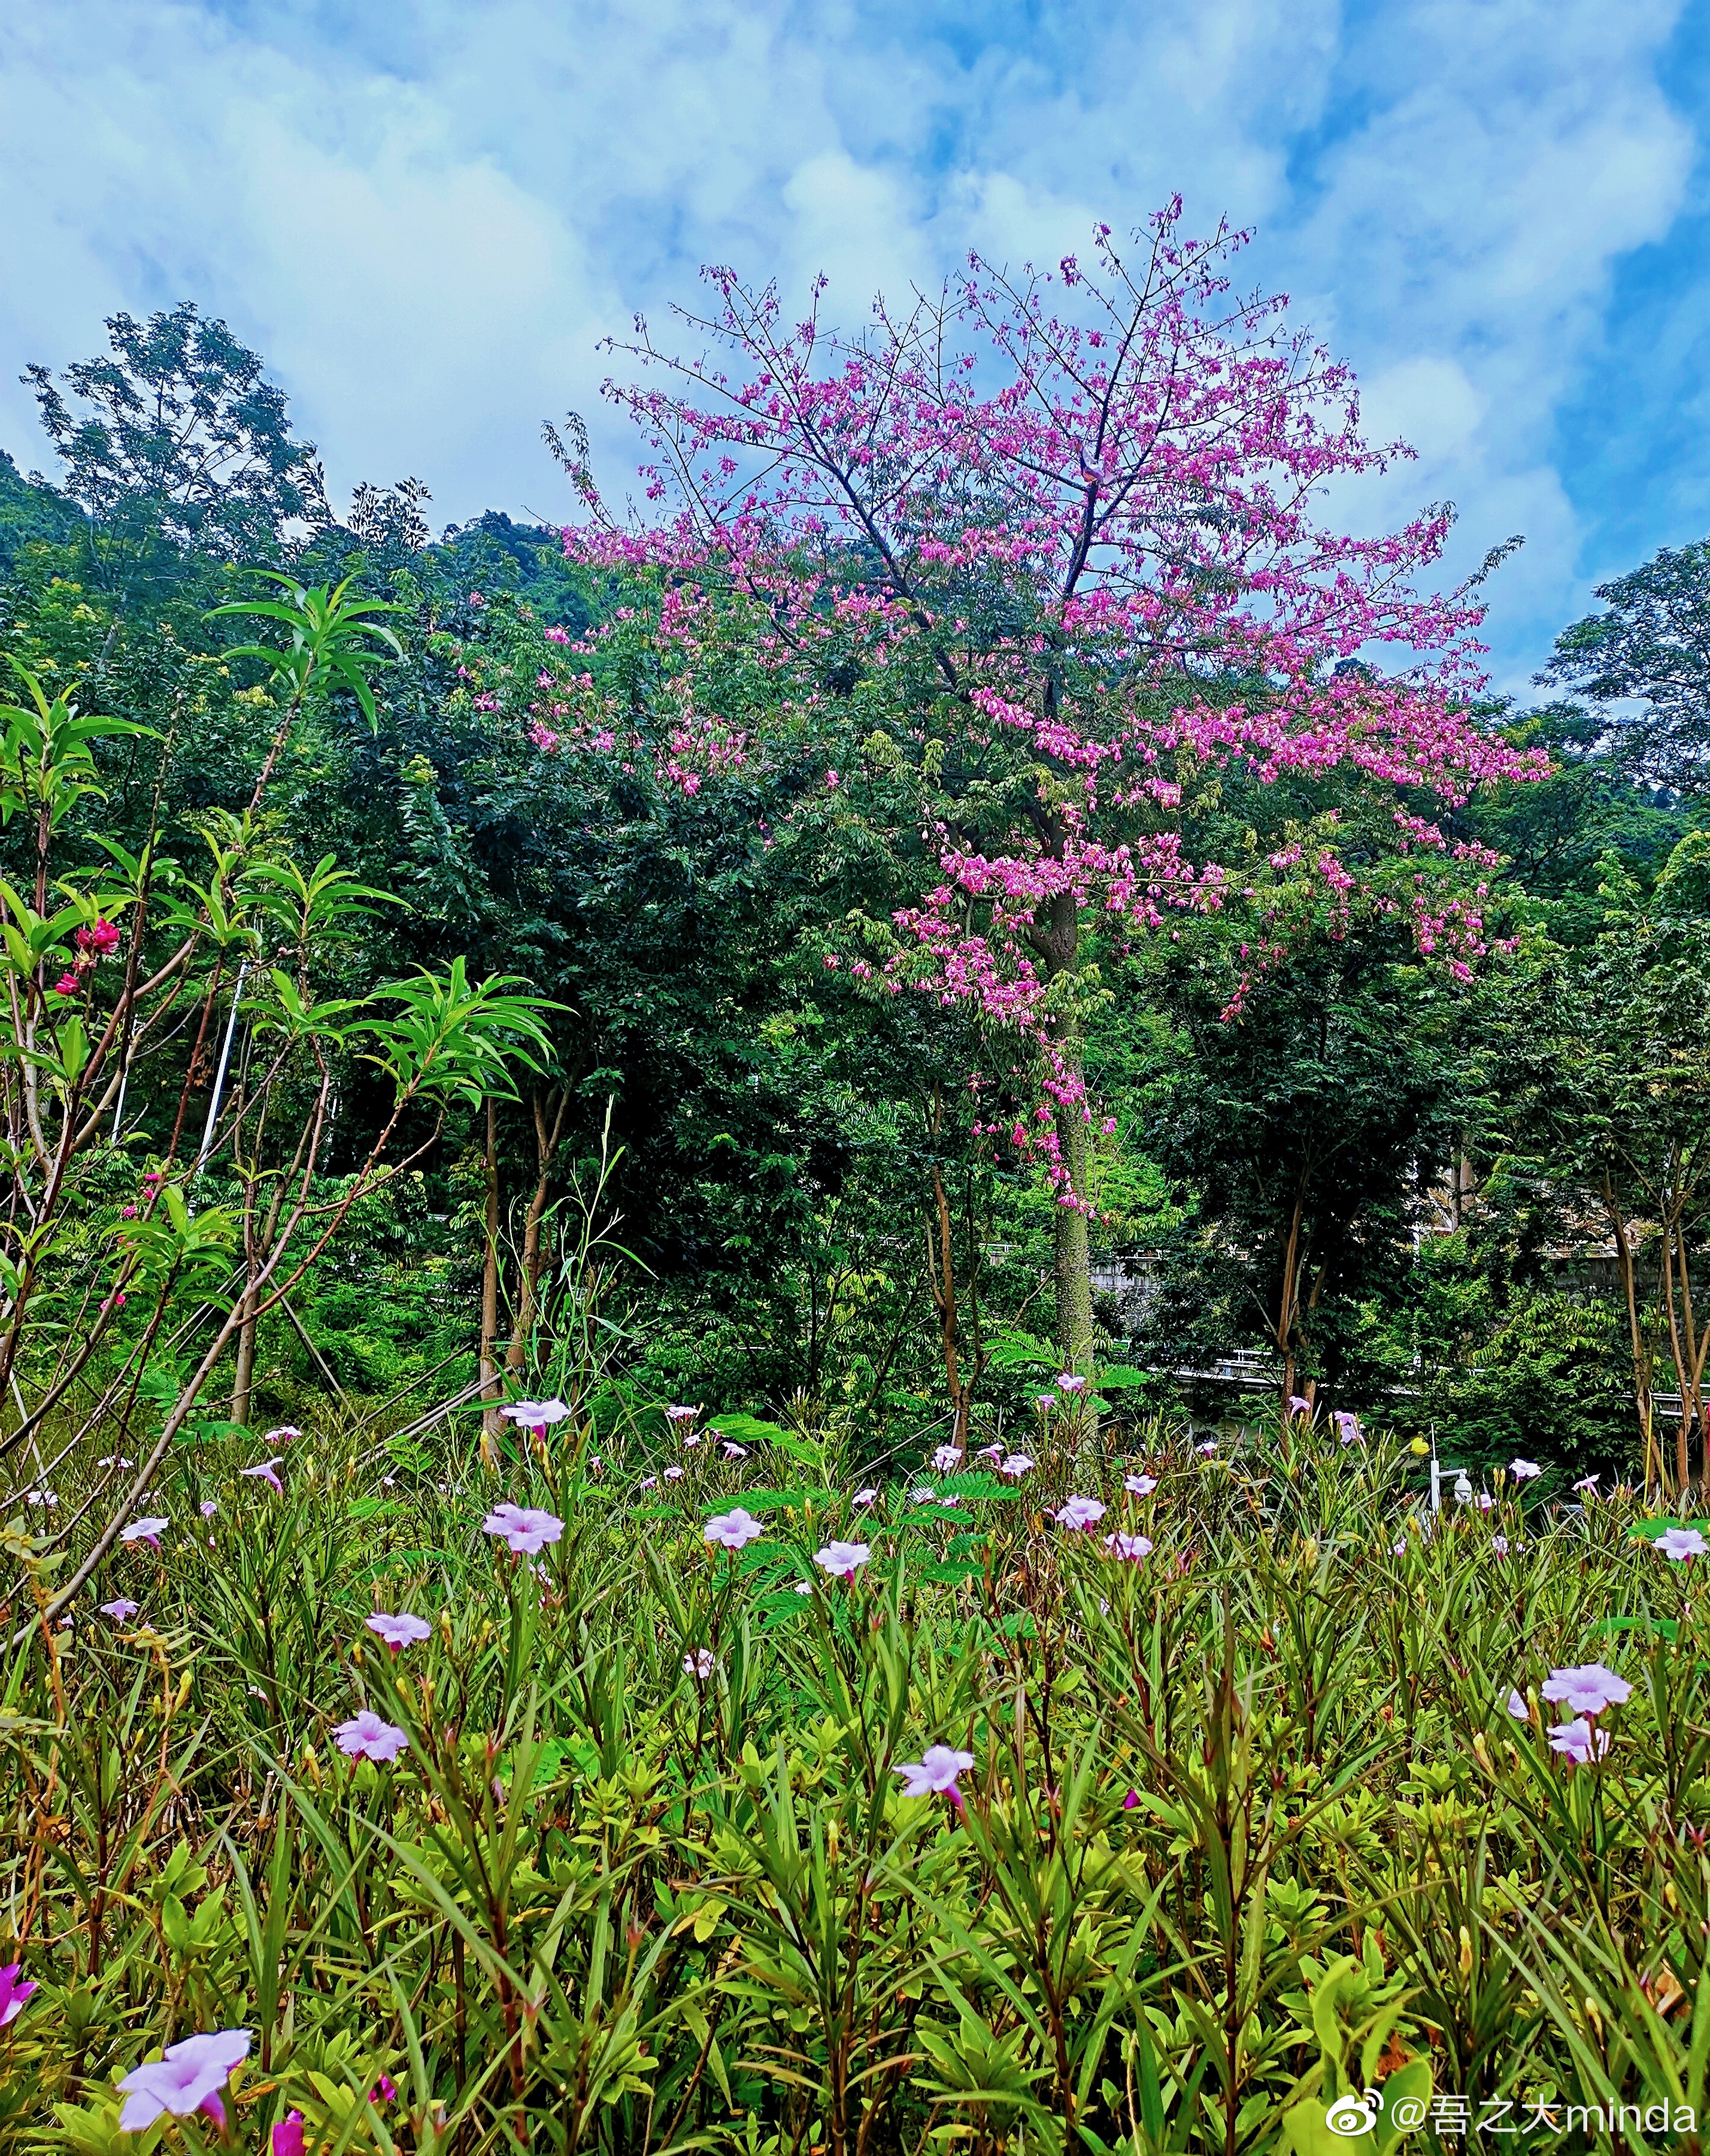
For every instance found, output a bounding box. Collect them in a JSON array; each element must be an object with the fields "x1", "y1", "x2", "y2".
[{"x1": 0, "y1": 0, "x2": 1699, "y2": 687}]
